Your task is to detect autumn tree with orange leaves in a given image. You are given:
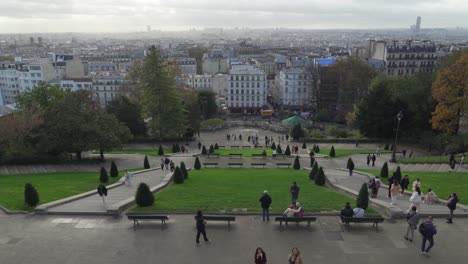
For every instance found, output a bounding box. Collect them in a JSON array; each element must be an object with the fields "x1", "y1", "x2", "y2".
[{"x1": 432, "y1": 54, "x2": 468, "y2": 135}]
